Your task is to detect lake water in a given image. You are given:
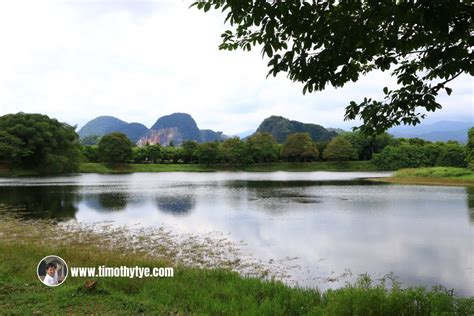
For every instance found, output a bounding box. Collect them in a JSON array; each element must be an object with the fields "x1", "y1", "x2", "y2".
[{"x1": 0, "y1": 172, "x2": 473, "y2": 295}]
